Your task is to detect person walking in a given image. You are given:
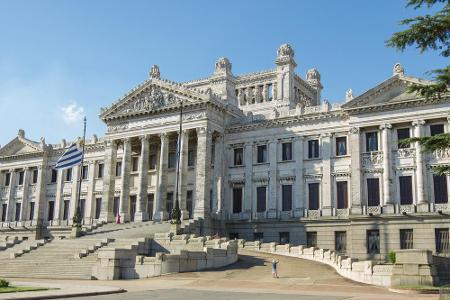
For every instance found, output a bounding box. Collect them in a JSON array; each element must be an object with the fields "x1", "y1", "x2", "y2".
[{"x1": 271, "y1": 258, "x2": 279, "y2": 278}]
